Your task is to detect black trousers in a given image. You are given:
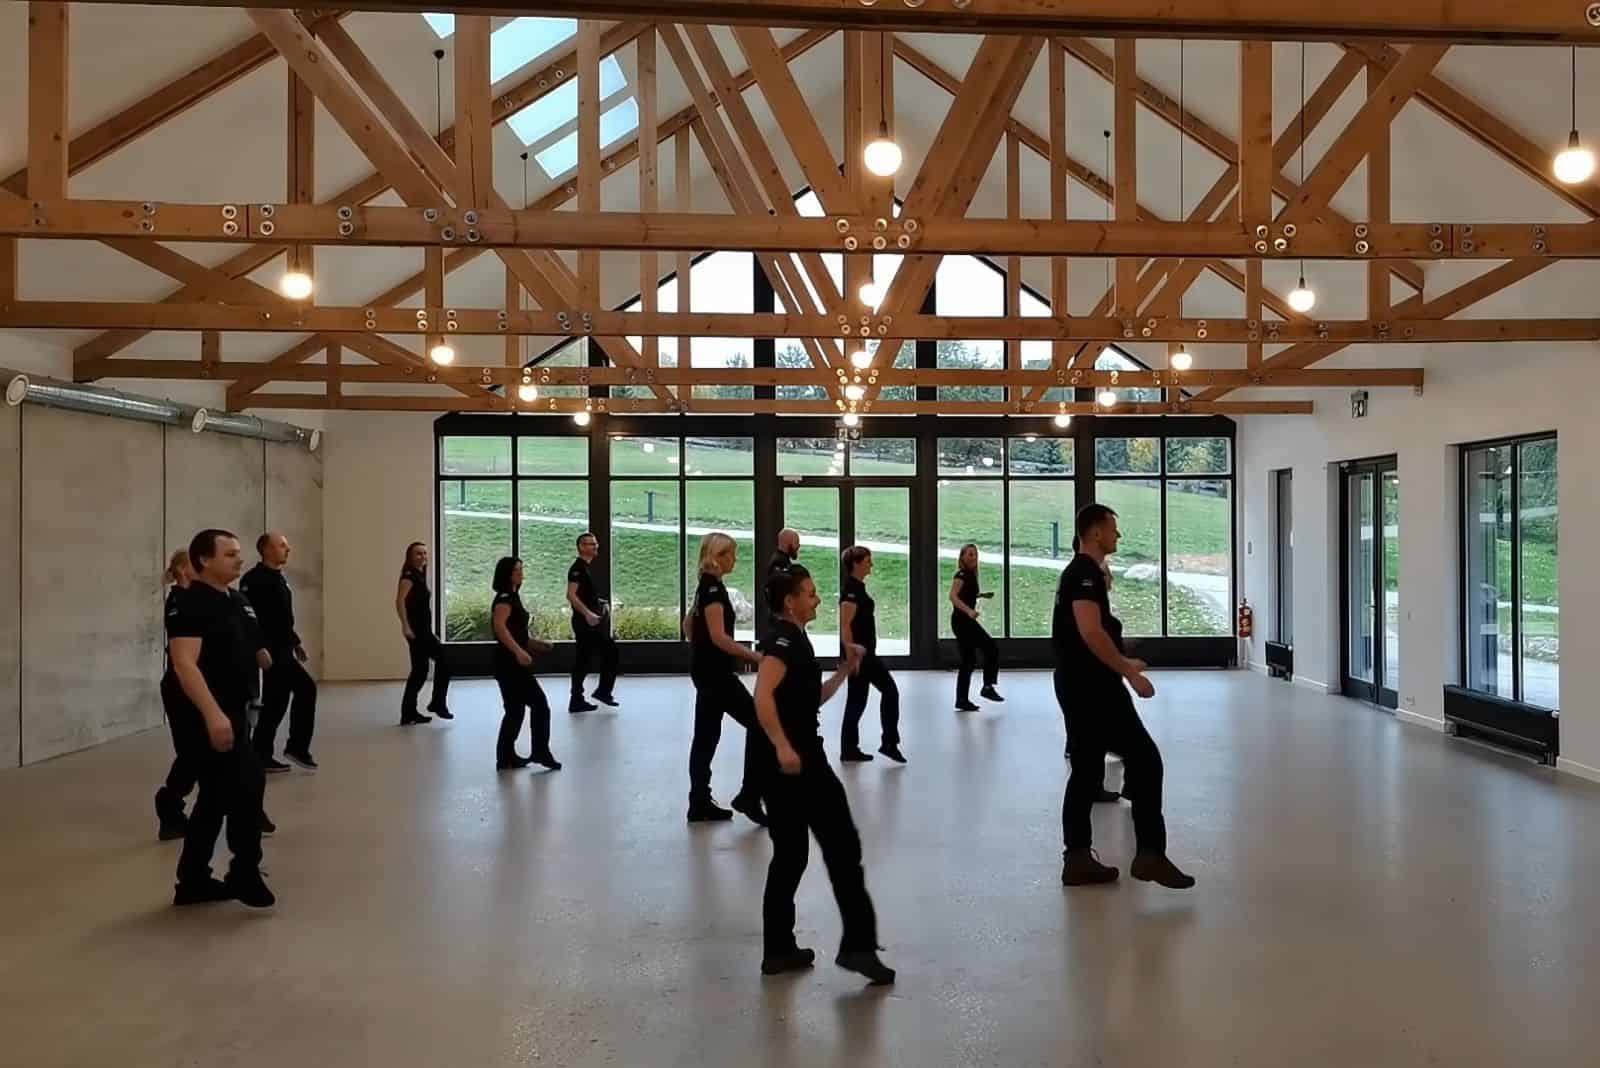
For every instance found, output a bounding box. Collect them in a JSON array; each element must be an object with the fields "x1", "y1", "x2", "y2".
[
  {"x1": 155, "y1": 706, "x2": 199, "y2": 820},
  {"x1": 570, "y1": 626, "x2": 619, "y2": 705},
  {"x1": 688, "y1": 671, "x2": 762, "y2": 805},
  {"x1": 255, "y1": 654, "x2": 317, "y2": 758},
  {"x1": 495, "y1": 665, "x2": 552, "y2": 761},
  {"x1": 952, "y1": 616, "x2": 999, "y2": 701},
  {"x1": 401, "y1": 632, "x2": 452, "y2": 717},
  {"x1": 841, "y1": 652, "x2": 900, "y2": 751},
  {"x1": 1056, "y1": 670, "x2": 1166, "y2": 855},
  {"x1": 166, "y1": 685, "x2": 264, "y2": 885},
  {"x1": 761, "y1": 748, "x2": 879, "y2": 958}
]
